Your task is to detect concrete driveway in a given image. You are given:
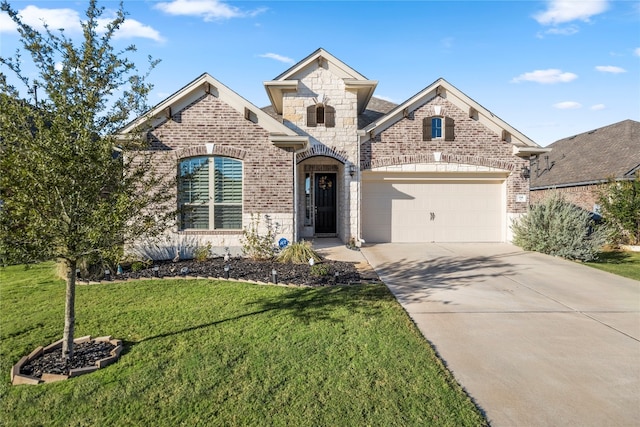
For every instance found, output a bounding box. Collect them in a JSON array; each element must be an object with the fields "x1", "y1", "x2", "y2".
[{"x1": 360, "y1": 243, "x2": 640, "y2": 427}]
